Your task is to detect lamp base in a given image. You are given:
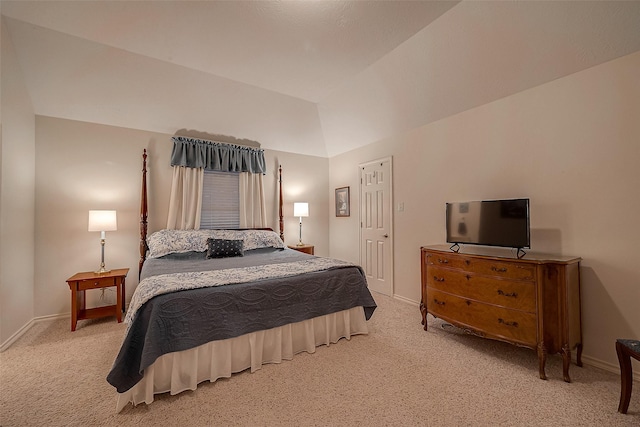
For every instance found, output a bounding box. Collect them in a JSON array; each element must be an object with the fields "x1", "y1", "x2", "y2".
[
  {"x1": 95, "y1": 258, "x2": 110, "y2": 274},
  {"x1": 298, "y1": 218, "x2": 305, "y2": 247},
  {"x1": 96, "y1": 239, "x2": 110, "y2": 274}
]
